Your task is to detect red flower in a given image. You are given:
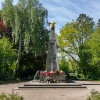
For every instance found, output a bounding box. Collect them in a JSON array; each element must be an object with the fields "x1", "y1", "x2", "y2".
[{"x1": 40, "y1": 71, "x2": 43, "y2": 75}]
